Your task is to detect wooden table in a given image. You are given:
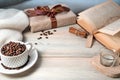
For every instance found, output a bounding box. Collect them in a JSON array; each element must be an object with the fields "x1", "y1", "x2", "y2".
[
  {"x1": 0, "y1": 57, "x2": 120, "y2": 80},
  {"x1": 0, "y1": 24, "x2": 119, "y2": 80}
]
